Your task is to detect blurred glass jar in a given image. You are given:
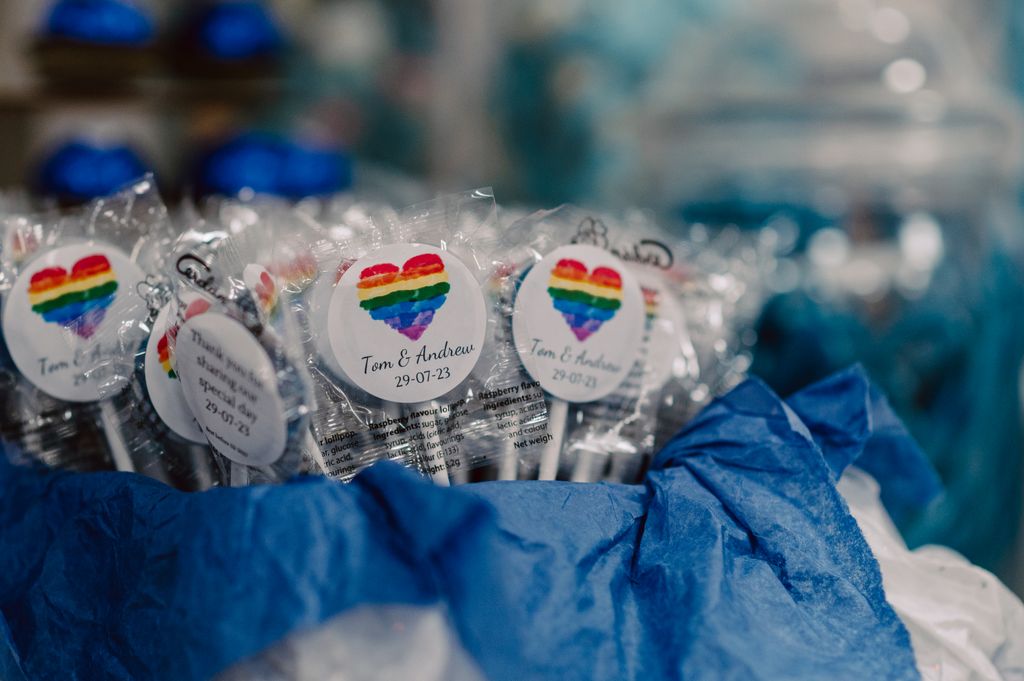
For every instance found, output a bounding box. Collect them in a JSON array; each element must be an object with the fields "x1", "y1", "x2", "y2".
[{"x1": 621, "y1": 0, "x2": 1024, "y2": 572}]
